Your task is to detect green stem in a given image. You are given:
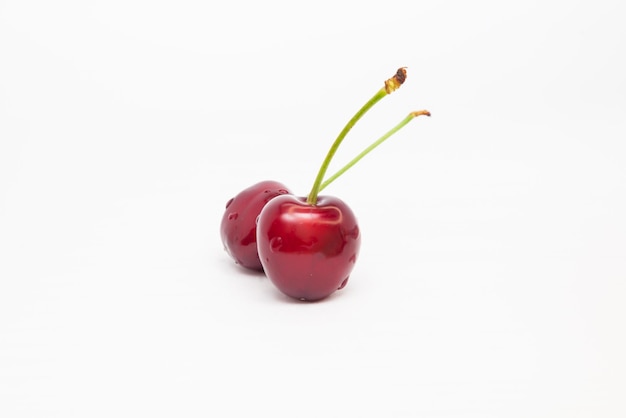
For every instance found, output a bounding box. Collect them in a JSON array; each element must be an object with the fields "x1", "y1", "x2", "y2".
[
  {"x1": 319, "y1": 110, "x2": 431, "y2": 192},
  {"x1": 306, "y1": 68, "x2": 408, "y2": 205},
  {"x1": 306, "y1": 89, "x2": 386, "y2": 205}
]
